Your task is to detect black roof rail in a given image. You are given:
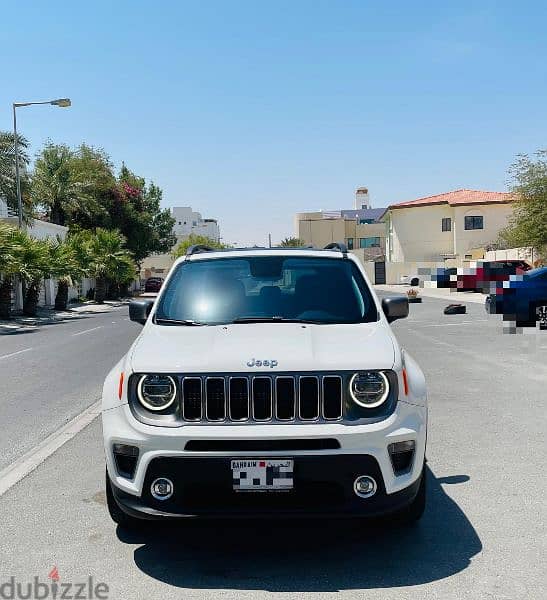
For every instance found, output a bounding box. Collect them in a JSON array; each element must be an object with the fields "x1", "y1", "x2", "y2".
[
  {"x1": 186, "y1": 244, "x2": 214, "y2": 256},
  {"x1": 324, "y1": 242, "x2": 348, "y2": 256}
]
